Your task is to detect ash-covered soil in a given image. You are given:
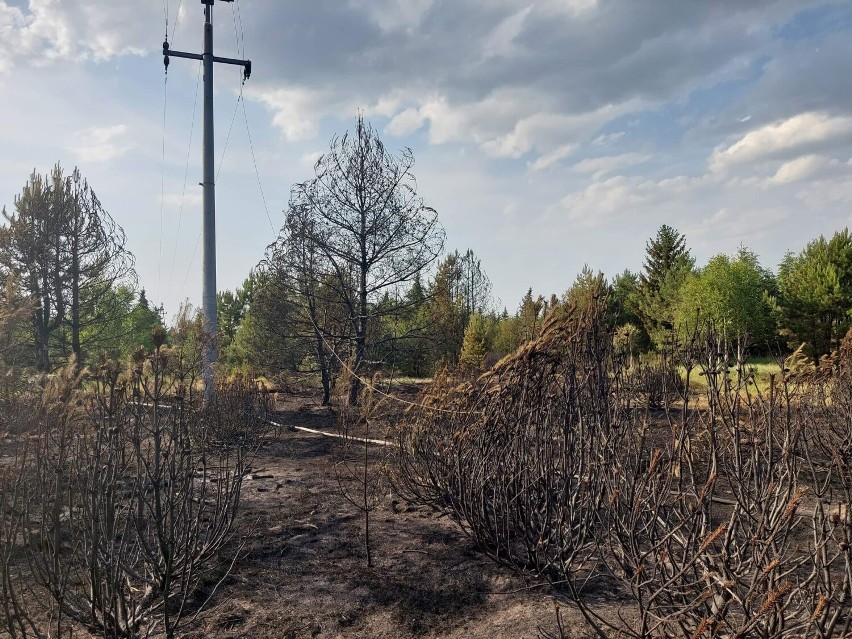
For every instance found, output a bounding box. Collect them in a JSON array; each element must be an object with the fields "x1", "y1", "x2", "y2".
[{"x1": 185, "y1": 391, "x2": 605, "y2": 639}]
